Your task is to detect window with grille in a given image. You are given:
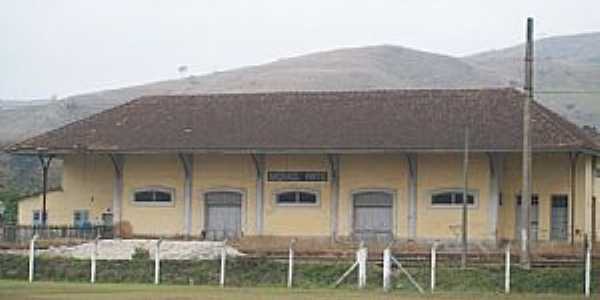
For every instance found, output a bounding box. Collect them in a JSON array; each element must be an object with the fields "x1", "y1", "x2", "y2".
[
  {"x1": 32, "y1": 210, "x2": 41, "y2": 226},
  {"x1": 132, "y1": 187, "x2": 175, "y2": 206},
  {"x1": 430, "y1": 189, "x2": 477, "y2": 207},
  {"x1": 275, "y1": 190, "x2": 319, "y2": 206}
]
